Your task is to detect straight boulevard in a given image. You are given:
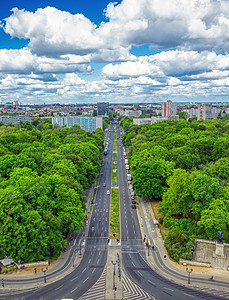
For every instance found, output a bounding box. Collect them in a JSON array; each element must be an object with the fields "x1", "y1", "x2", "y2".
[
  {"x1": 0, "y1": 124, "x2": 114, "y2": 300},
  {"x1": 116, "y1": 123, "x2": 226, "y2": 300}
]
